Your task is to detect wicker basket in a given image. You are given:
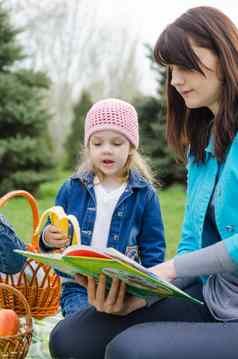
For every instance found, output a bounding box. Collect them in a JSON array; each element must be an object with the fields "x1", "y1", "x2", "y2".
[
  {"x1": 0, "y1": 283, "x2": 32, "y2": 359},
  {"x1": 0, "y1": 190, "x2": 60, "y2": 319}
]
